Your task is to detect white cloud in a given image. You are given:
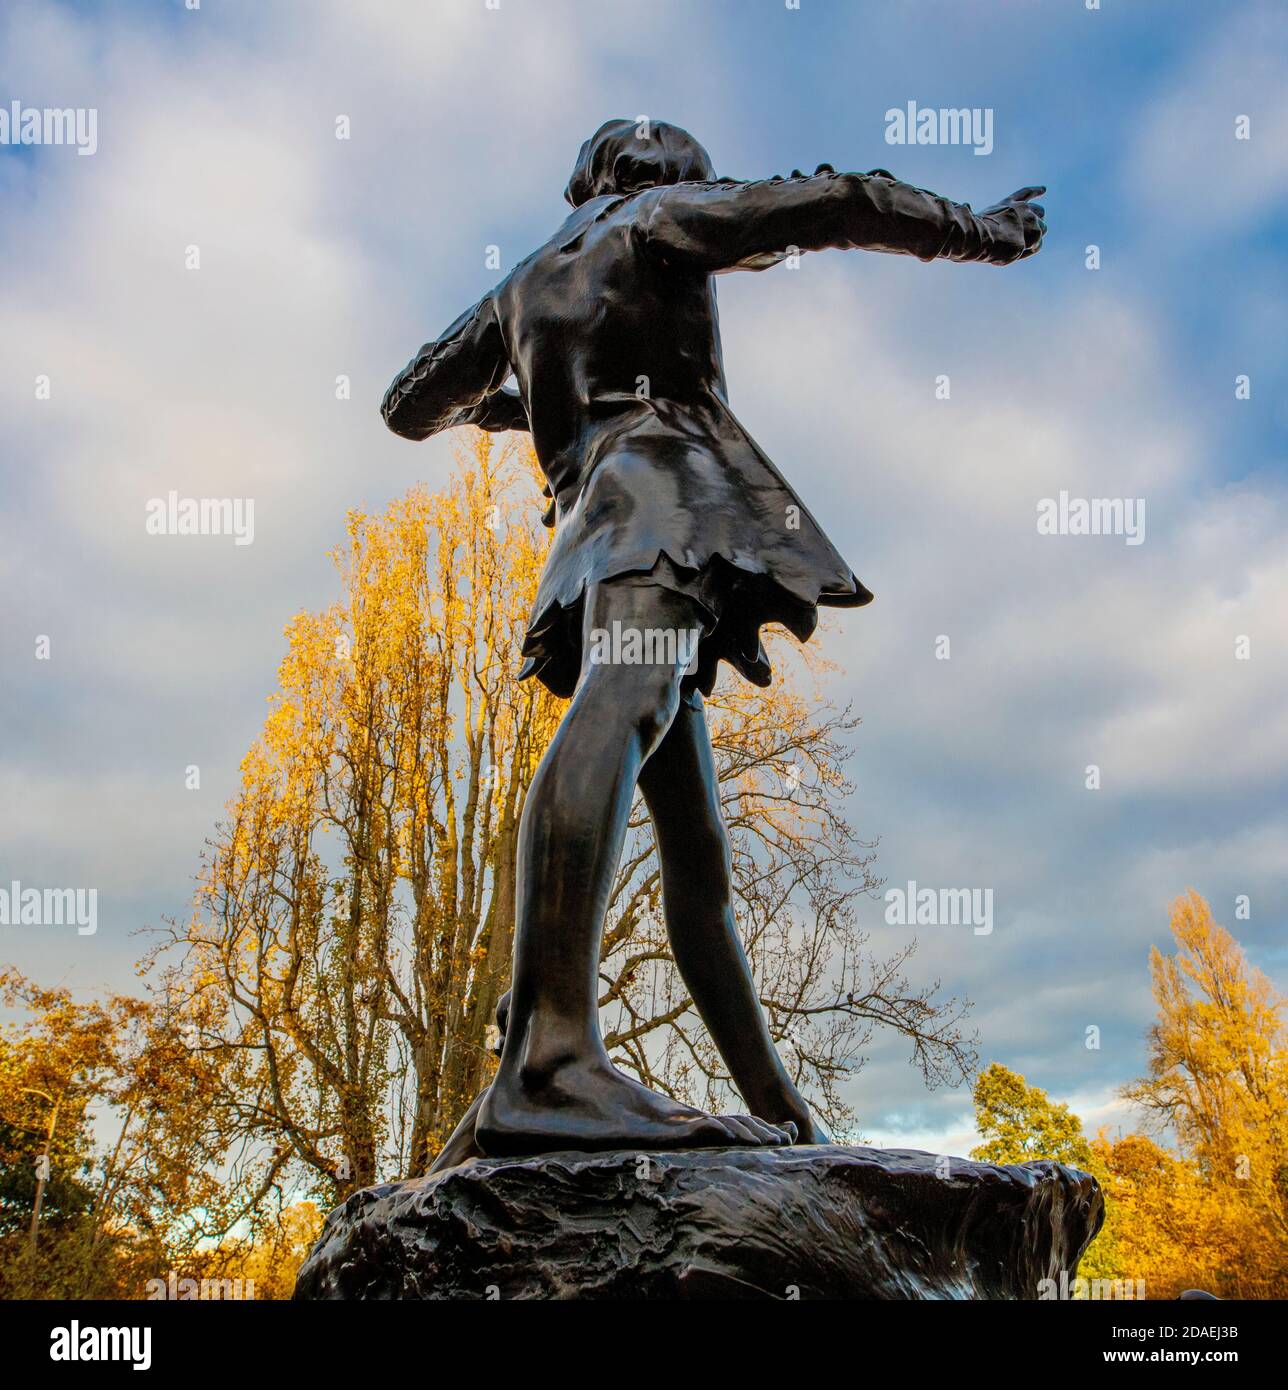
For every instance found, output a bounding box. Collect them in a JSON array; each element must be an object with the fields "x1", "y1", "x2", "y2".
[{"x1": 1128, "y1": 0, "x2": 1288, "y2": 237}]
